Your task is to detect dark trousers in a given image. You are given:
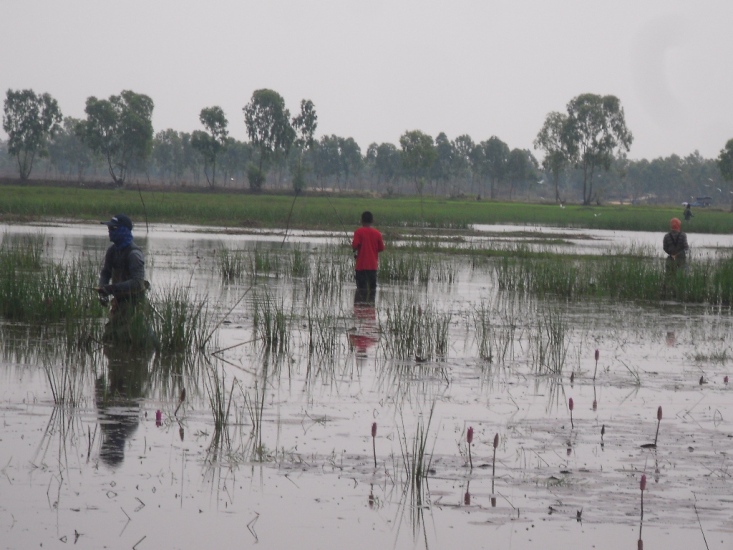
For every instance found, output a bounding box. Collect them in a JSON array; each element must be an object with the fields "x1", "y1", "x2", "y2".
[{"x1": 355, "y1": 270, "x2": 378, "y2": 301}]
